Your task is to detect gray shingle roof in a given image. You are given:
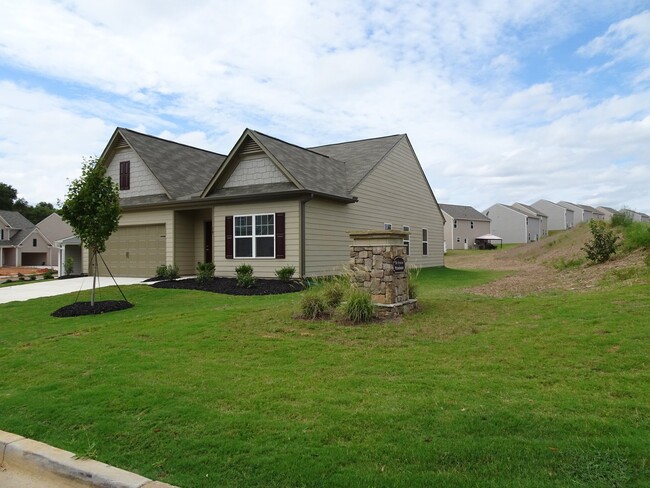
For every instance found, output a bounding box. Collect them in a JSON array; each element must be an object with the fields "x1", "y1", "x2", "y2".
[
  {"x1": 310, "y1": 134, "x2": 404, "y2": 191},
  {"x1": 118, "y1": 128, "x2": 227, "y2": 199},
  {"x1": 251, "y1": 131, "x2": 350, "y2": 199},
  {"x1": 0, "y1": 210, "x2": 34, "y2": 229},
  {"x1": 439, "y1": 204, "x2": 490, "y2": 222},
  {"x1": 513, "y1": 202, "x2": 547, "y2": 217}
]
